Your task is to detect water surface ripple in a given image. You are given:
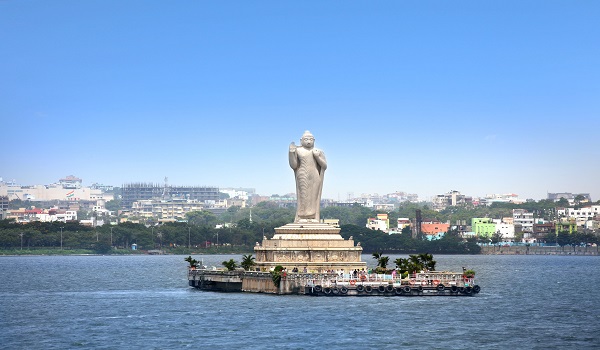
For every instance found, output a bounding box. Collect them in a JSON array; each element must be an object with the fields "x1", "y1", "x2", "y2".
[{"x1": 1, "y1": 254, "x2": 599, "y2": 349}]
